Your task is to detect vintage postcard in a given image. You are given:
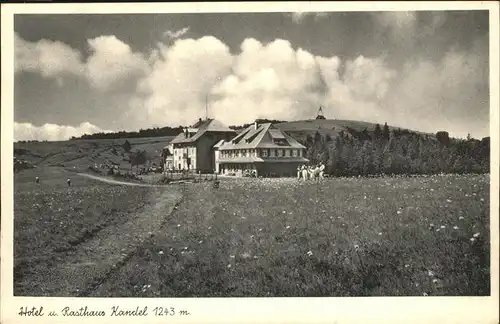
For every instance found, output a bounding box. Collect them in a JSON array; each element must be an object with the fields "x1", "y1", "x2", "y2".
[{"x1": 1, "y1": 1, "x2": 499, "y2": 324}]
